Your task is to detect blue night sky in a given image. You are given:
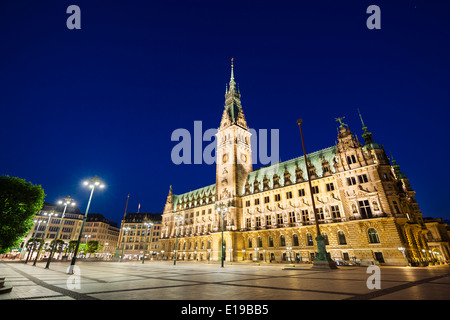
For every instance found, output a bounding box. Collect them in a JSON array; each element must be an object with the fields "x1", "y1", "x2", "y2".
[{"x1": 1, "y1": 0, "x2": 449, "y2": 224}]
